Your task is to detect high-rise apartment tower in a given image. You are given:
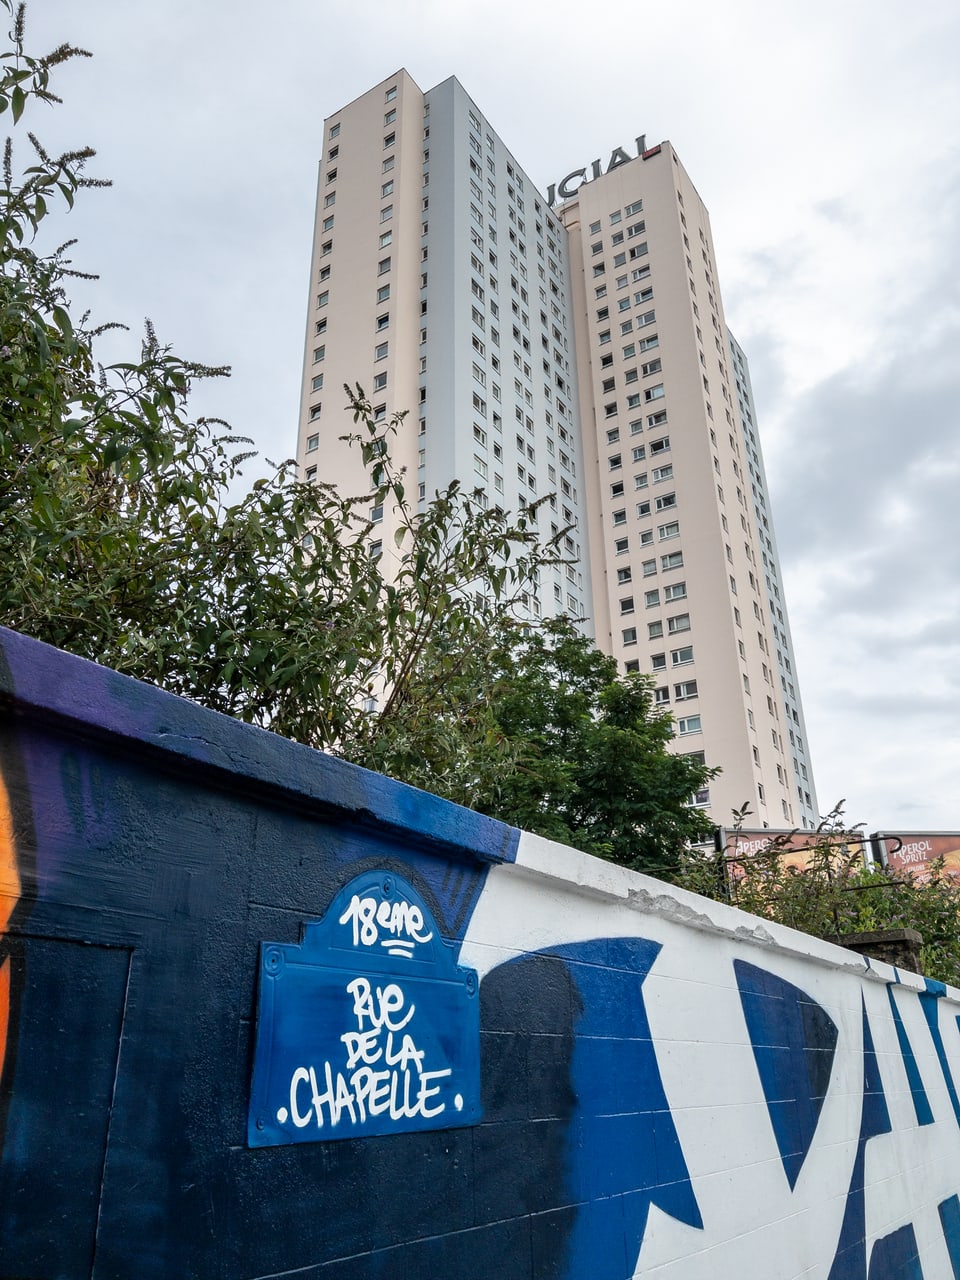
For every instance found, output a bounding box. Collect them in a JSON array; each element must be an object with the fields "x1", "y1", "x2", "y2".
[{"x1": 296, "y1": 70, "x2": 818, "y2": 829}]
